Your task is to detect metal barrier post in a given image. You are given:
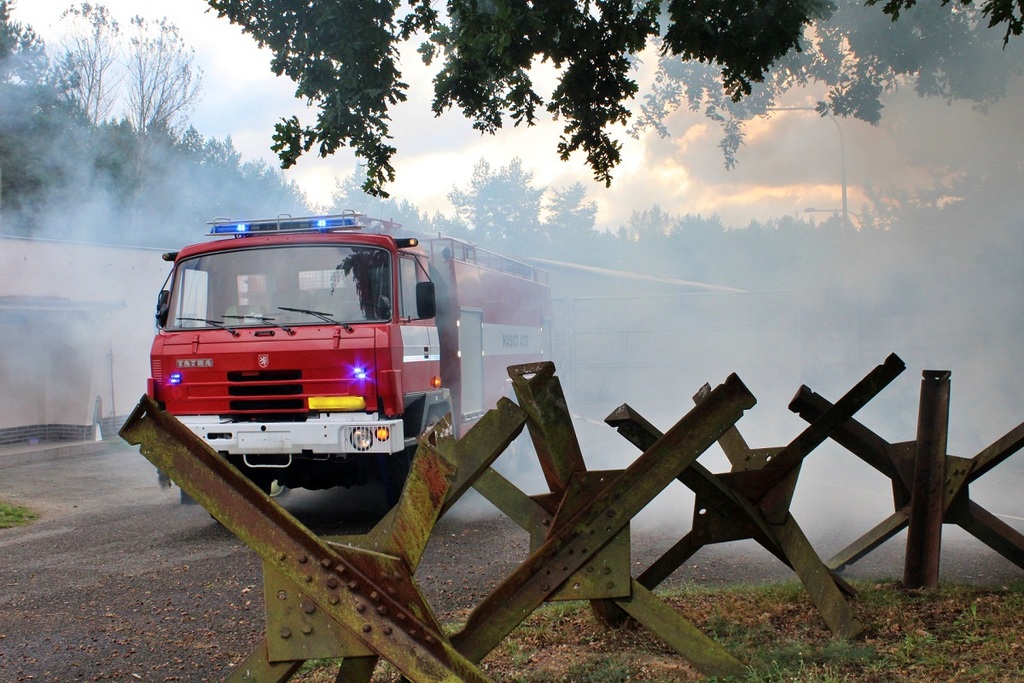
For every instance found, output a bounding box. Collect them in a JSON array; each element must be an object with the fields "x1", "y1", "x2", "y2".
[
  {"x1": 605, "y1": 355, "x2": 905, "y2": 639},
  {"x1": 120, "y1": 395, "x2": 527, "y2": 683},
  {"x1": 790, "y1": 372, "x2": 1024, "y2": 575},
  {"x1": 903, "y1": 371, "x2": 951, "y2": 589},
  {"x1": 450, "y1": 367, "x2": 758, "y2": 679}
]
